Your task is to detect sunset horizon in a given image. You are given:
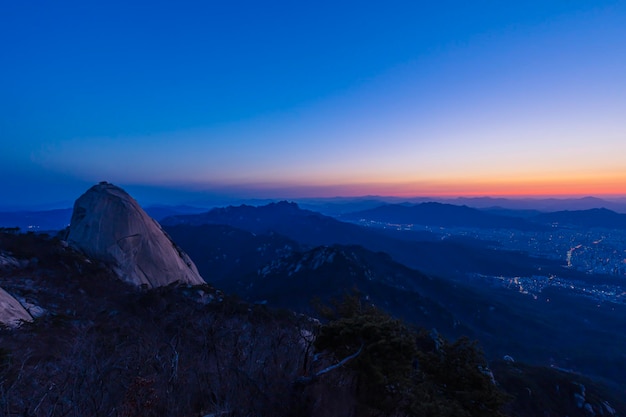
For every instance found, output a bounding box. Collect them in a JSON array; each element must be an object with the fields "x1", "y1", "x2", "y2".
[
  {"x1": 2, "y1": 1, "x2": 625, "y2": 207},
  {"x1": 3, "y1": 177, "x2": 626, "y2": 210}
]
